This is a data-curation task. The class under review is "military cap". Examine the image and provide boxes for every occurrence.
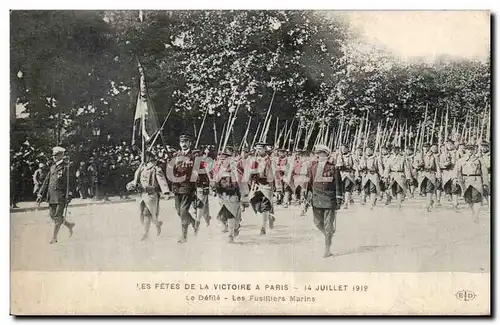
[52,146,66,155]
[179,134,192,142]
[314,144,331,154]
[481,141,490,148]
[464,144,476,150]
[422,143,431,147]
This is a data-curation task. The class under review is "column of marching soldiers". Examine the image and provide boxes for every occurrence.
[35,129,490,258]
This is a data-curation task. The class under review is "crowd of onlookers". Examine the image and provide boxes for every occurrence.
[10,142,181,208]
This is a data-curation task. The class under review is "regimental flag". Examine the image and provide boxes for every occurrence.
[132,60,160,148]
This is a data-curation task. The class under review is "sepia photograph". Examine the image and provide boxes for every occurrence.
[10,9,491,315]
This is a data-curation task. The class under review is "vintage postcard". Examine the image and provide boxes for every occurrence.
[10,10,490,315]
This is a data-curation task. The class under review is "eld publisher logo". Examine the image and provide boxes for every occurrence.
[456,290,476,302]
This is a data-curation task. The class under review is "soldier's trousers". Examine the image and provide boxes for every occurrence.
[363,180,377,195]
[443,180,461,195]
[312,207,336,237]
[343,178,354,192]
[420,178,435,194]
[175,193,195,226]
[49,204,65,225]
[464,186,483,204]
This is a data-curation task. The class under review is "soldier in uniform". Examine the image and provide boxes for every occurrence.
[438,140,461,209]
[274,148,286,206]
[126,150,170,241]
[456,144,489,223]
[32,162,47,198]
[211,147,250,243]
[36,147,75,244]
[294,150,311,215]
[379,145,391,204]
[479,142,490,206]
[249,142,276,235]
[279,149,294,208]
[167,134,197,243]
[358,145,383,209]
[336,144,355,209]
[306,144,343,258]
[352,146,364,199]
[383,145,412,209]
[430,144,444,206]
[404,147,417,198]
[413,143,440,212]
[193,147,212,230]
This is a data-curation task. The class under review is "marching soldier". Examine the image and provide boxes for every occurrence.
[379,145,392,204]
[383,145,412,209]
[295,150,311,215]
[479,142,490,206]
[438,140,461,209]
[306,144,343,258]
[430,144,444,206]
[168,134,197,243]
[280,149,294,208]
[359,145,383,209]
[413,143,440,212]
[336,144,355,209]
[352,146,364,200]
[274,149,286,206]
[193,148,212,230]
[249,142,276,235]
[211,147,249,243]
[456,144,489,223]
[36,146,75,244]
[404,147,417,198]
[126,150,169,241]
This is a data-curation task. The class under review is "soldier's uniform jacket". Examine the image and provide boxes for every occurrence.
[438,149,457,186]
[413,151,440,186]
[132,161,170,218]
[456,153,488,194]
[480,152,491,188]
[278,155,295,188]
[193,151,211,189]
[383,154,411,191]
[404,154,416,180]
[358,154,383,195]
[38,160,74,205]
[380,153,391,173]
[210,157,249,219]
[212,158,249,198]
[249,154,275,202]
[336,152,355,182]
[292,156,309,189]
[352,154,364,180]
[168,150,196,195]
[307,159,343,210]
